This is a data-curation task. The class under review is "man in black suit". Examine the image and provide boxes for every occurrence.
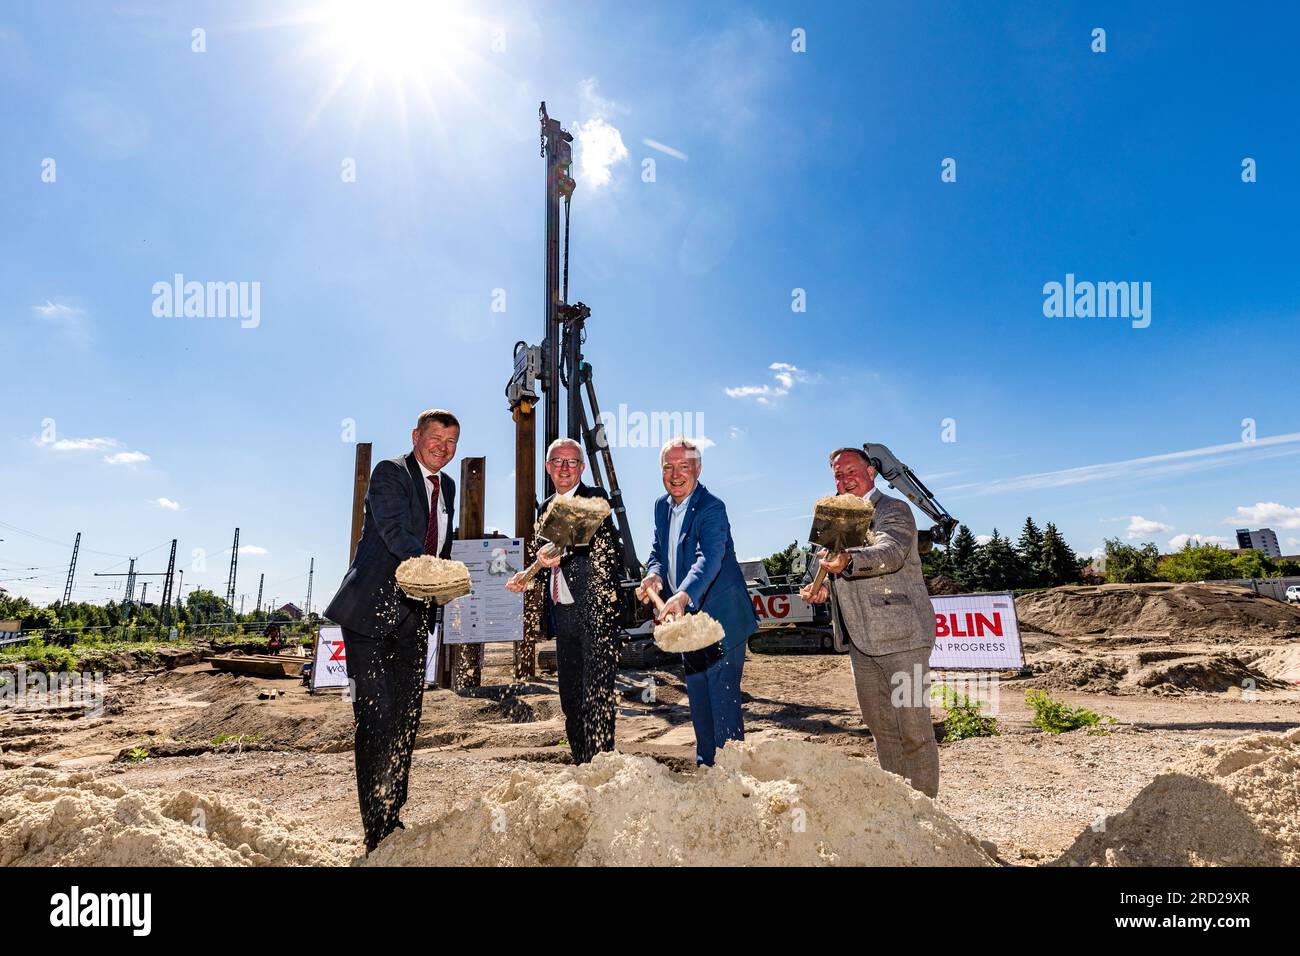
[507,438,619,764]
[325,408,458,853]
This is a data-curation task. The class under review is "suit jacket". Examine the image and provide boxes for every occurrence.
[644,482,757,653]
[539,483,618,641]
[325,451,456,638]
[825,488,935,656]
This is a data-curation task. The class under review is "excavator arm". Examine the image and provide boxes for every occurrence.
[861,443,958,553]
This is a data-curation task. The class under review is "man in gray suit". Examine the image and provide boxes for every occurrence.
[801,447,940,798]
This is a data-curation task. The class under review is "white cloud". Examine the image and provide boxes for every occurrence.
[725,362,815,405]
[32,300,91,345]
[1226,502,1300,530]
[1167,533,1231,550]
[104,451,149,465]
[155,497,180,511]
[941,431,1300,497]
[34,434,119,452]
[728,426,746,439]
[239,545,268,556]
[1127,515,1173,539]
[975,534,993,545]
[694,435,717,450]
[572,79,628,190]
[1287,537,1300,548]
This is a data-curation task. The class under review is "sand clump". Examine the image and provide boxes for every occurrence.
[364,738,996,867]
[0,768,348,866]
[653,612,725,653]
[395,556,472,603]
[1017,583,1300,639]
[1057,728,1300,866]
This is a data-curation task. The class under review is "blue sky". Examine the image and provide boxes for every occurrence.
[3,1,1299,608]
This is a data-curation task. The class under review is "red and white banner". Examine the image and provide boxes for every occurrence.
[928,592,1023,670]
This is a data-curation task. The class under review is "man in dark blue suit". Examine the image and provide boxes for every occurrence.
[638,438,757,766]
[325,408,458,853]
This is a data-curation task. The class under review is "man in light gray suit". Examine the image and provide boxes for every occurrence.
[801,446,940,797]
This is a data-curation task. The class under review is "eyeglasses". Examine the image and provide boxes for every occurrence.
[547,458,581,469]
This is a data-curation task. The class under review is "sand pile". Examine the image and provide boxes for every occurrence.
[1247,647,1300,684]
[0,768,348,866]
[395,556,472,603]
[1133,654,1288,695]
[174,697,358,753]
[1057,728,1300,866]
[364,738,995,867]
[1017,583,1300,639]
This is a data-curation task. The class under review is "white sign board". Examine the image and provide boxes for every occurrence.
[312,624,442,691]
[311,625,350,690]
[928,592,1024,670]
[441,538,525,645]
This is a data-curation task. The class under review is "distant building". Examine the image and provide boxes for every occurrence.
[276,603,304,620]
[1235,528,1281,559]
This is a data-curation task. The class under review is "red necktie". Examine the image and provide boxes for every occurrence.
[423,475,440,555]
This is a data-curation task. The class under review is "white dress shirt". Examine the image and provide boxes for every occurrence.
[667,489,695,592]
[549,486,577,605]
[415,458,449,551]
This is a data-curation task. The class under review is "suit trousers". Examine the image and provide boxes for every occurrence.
[552,602,617,764]
[342,623,429,852]
[846,642,940,798]
[683,640,746,767]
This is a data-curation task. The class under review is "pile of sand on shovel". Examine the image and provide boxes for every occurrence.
[395,556,472,603]
[653,612,725,653]
[364,738,996,867]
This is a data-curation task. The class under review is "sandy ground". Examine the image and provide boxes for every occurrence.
[4,616,1299,865]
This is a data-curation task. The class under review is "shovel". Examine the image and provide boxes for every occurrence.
[643,587,725,653]
[806,494,876,594]
[514,494,612,589]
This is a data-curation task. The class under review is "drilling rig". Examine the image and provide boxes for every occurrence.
[506,104,652,666]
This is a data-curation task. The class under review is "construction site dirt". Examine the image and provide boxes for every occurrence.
[3,583,1299,867]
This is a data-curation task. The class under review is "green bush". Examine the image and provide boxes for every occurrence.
[1024,689,1113,734]
[935,686,999,741]
[0,638,77,674]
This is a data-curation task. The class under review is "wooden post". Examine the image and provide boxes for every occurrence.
[449,456,485,690]
[349,443,372,564]
[513,404,539,680]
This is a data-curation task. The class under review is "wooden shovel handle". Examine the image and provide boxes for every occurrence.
[517,543,562,588]
[809,552,840,594]
[643,586,677,623]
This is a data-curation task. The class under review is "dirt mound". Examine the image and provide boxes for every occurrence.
[1056,728,1300,866]
[1017,583,1300,639]
[364,738,995,867]
[1133,654,1288,695]
[173,697,357,753]
[1025,657,1127,693]
[0,768,348,866]
[925,574,962,596]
